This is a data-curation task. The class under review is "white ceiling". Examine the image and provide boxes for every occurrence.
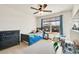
[0,4,73,17]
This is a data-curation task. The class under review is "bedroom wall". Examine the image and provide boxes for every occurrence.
[0,5,36,34]
[36,10,73,40]
[0,5,73,40]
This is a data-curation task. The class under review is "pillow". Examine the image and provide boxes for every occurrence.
[29,34,36,38]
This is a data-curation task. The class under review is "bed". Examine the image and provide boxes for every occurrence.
[21,32,43,45]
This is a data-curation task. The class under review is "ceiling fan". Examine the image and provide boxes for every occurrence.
[30,4,52,14]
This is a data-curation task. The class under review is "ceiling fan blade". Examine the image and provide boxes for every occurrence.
[30,7,38,10]
[43,4,47,8]
[33,12,39,14]
[42,10,52,12]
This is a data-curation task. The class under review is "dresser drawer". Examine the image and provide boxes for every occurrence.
[0,30,20,50]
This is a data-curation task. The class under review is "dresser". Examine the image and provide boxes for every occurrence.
[0,30,20,50]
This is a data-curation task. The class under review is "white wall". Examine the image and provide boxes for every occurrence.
[36,10,73,40]
[72,4,79,17]
[0,5,36,34]
[0,5,74,40]
[70,30,79,42]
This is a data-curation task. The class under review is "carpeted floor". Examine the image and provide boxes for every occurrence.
[0,40,55,54]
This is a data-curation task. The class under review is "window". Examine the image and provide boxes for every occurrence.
[72,20,79,31]
[41,15,63,35]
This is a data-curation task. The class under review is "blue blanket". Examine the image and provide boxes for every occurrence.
[29,34,43,45]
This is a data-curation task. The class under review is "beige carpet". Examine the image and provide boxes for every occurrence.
[0,42,28,54]
[0,40,55,54]
[22,40,55,54]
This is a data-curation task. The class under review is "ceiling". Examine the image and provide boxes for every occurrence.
[0,4,73,17]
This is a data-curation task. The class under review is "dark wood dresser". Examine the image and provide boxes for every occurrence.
[0,30,20,50]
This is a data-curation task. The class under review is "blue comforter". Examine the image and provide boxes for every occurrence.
[29,34,43,45]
